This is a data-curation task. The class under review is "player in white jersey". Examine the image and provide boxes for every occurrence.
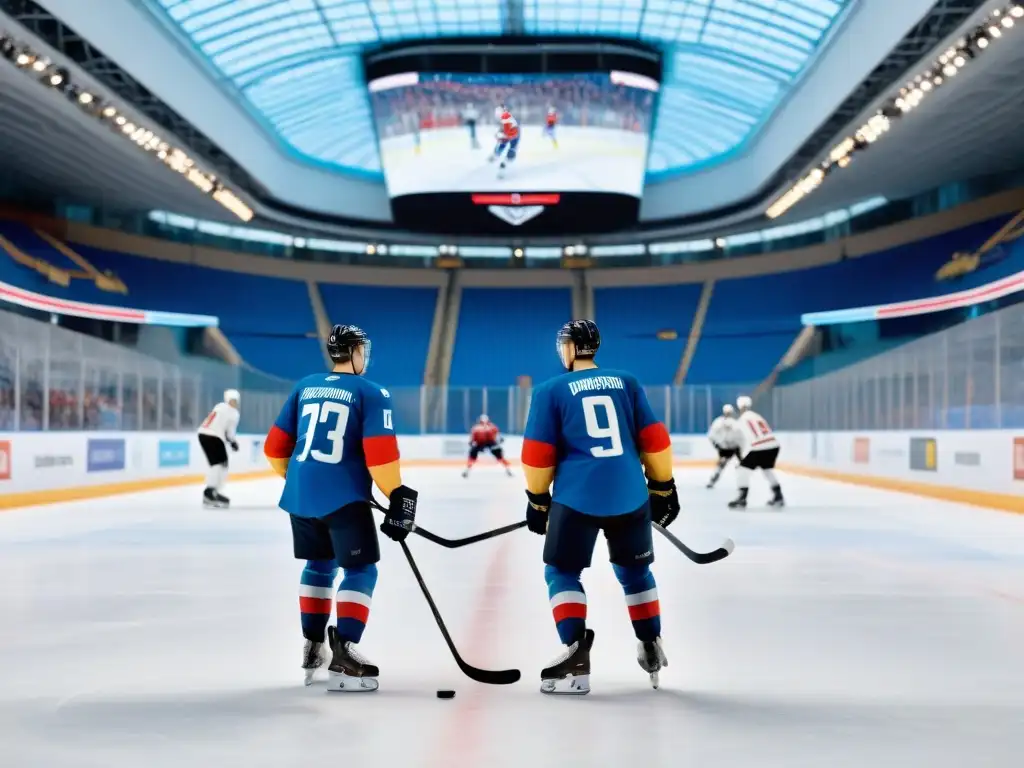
[729,395,784,509]
[706,404,740,489]
[197,389,240,508]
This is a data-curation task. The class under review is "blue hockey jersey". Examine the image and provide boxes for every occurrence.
[264,372,399,519]
[521,368,671,517]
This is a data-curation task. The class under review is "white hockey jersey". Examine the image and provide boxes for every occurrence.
[735,409,779,457]
[708,416,740,449]
[198,402,239,442]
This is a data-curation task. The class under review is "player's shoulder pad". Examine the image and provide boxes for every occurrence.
[353,376,391,399]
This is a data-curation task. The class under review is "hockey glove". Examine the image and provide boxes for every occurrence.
[525,490,551,535]
[648,477,680,529]
[380,485,418,542]
[229,440,239,452]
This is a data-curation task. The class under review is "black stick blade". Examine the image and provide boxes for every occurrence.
[654,523,735,565]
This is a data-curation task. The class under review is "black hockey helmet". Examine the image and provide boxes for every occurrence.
[327,324,371,370]
[556,319,600,368]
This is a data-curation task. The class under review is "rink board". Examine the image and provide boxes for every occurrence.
[0,430,1022,512]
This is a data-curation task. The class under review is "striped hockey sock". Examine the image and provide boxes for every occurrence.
[299,560,338,642]
[545,565,587,645]
[614,563,661,642]
[336,563,377,644]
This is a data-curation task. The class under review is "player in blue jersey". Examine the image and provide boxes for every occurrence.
[521,320,681,694]
[263,325,418,692]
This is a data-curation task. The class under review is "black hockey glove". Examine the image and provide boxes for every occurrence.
[648,477,680,529]
[229,440,239,452]
[380,485,418,542]
[525,490,551,535]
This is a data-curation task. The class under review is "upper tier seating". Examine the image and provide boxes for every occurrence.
[593,284,701,384]
[688,215,1023,385]
[450,287,572,386]
[318,283,437,386]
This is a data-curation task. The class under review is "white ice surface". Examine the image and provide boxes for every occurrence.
[2,467,1024,767]
[379,126,648,196]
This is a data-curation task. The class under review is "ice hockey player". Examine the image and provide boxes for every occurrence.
[706,404,740,489]
[462,414,513,478]
[197,388,240,508]
[487,106,520,178]
[544,105,559,148]
[729,395,784,509]
[462,102,480,149]
[263,325,419,692]
[521,319,681,694]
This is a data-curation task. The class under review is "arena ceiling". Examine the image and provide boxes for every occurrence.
[146,0,854,179]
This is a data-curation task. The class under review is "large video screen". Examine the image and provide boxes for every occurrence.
[368,72,658,199]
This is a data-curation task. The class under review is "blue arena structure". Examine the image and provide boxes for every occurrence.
[144,0,853,179]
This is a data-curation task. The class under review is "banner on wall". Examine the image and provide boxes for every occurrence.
[1014,437,1024,480]
[852,437,870,465]
[0,440,10,480]
[909,437,937,471]
[158,440,191,468]
[87,438,126,472]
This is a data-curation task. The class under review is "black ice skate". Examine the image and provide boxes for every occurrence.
[202,488,227,508]
[302,639,326,686]
[540,628,594,695]
[214,491,230,508]
[637,637,669,689]
[326,625,379,693]
[728,488,748,509]
[768,486,785,508]
[462,468,470,478]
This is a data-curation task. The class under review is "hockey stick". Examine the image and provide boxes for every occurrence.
[654,523,734,565]
[369,499,527,549]
[398,538,521,685]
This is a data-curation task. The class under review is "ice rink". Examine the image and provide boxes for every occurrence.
[379,126,648,196]
[2,465,1024,767]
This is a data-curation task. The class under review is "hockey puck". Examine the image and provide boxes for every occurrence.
[437,690,456,699]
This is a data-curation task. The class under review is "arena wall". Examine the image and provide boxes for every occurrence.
[2,430,1021,514]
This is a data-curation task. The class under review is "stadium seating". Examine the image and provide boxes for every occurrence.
[688,215,1023,385]
[0,222,117,304]
[450,287,572,386]
[318,283,437,386]
[593,284,701,384]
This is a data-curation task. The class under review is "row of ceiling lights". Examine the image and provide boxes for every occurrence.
[766,2,1024,220]
[0,30,254,222]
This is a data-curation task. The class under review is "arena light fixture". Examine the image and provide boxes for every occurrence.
[766,2,1023,220]
[0,29,253,223]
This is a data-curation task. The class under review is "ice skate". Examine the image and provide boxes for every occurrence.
[326,625,379,693]
[728,489,748,509]
[213,491,230,508]
[202,488,227,508]
[497,162,506,179]
[768,487,785,508]
[462,468,470,478]
[302,638,326,686]
[638,637,668,689]
[540,628,594,695]
[505,467,514,477]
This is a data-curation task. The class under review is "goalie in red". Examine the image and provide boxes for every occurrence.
[463,414,514,478]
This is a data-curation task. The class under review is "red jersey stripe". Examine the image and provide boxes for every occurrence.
[522,438,557,468]
[364,435,400,467]
[299,596,332,615]
[638,423,671,453]
[627,600,661,621]
[337,601,371,623]
[553,602,587,623]
[264,424,297,459]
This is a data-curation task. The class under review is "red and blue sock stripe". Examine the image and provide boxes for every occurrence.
[613,563,661,642]
[545,565,587,645]
[336,563,377,644]
[299,559,338,642]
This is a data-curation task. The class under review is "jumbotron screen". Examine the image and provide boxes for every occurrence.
[368,71,658,199]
